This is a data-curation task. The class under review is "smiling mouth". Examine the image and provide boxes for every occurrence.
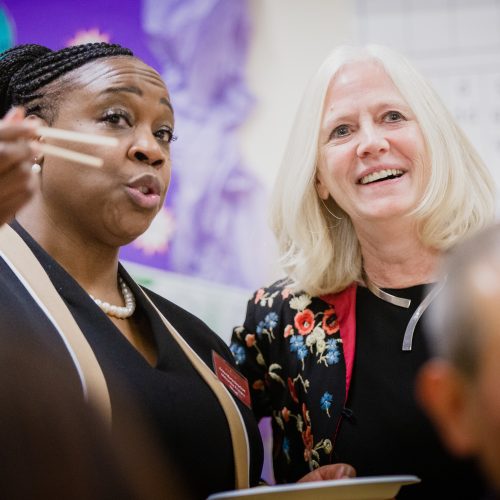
[359,169,404,185]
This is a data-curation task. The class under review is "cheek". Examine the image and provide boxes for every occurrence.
[471,367,500,451]
[160,164,172,200]
[475,390,500,488]
[398,126,427,162]
[318,147,352,183]
[161,161,172,185]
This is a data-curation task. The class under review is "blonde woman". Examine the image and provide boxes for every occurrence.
[231,44,494,499]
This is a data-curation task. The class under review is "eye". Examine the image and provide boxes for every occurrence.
[155,126,177,144]
[100,109,131,127]
[384,111,405,122]
[330,124,351,139]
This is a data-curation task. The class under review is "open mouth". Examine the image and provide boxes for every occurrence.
[125,173,162,209]
[136,185,157,196]
[359,169,404,185]
[126,173,161,197]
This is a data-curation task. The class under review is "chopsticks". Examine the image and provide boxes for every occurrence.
[37,143,105,167]
[34,126,119,167]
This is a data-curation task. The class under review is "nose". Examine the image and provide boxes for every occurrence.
[356,123,389,158]
[128,128,166,169]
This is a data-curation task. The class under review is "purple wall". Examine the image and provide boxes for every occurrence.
[1,0,272,289]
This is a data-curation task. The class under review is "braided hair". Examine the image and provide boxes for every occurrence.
[0,43,133,121]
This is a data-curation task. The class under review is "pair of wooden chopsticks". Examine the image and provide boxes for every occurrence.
[34,127,119,167]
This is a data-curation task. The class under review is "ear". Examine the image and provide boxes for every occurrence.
[315,170,330,201]
[416,360,479,457]
[23,115,48,165]
[23,114,48,128]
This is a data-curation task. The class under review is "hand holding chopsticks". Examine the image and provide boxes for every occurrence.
[33,126,119,167]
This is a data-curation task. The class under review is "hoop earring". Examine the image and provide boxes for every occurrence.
[320,198,342,220]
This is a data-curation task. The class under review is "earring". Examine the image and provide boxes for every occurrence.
[320,198,342,220]
[31,159,41,174]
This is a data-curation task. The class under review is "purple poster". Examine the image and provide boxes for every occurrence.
[1,0,272,289]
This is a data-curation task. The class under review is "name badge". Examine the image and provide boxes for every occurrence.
[212,350,252,409]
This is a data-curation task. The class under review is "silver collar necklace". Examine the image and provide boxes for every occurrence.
[363,272,412,309]
[362,271,446,351]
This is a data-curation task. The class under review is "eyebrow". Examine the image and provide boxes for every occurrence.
[102,86,174,113]
[323,100,411,125]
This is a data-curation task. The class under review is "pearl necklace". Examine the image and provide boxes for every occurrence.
[90,276,136,319]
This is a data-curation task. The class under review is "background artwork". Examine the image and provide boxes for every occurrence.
[1,0,273,291]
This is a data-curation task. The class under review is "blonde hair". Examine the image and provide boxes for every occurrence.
[271,44,496,296]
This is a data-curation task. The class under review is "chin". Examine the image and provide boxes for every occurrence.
[359,201,417,221]
[111,222,153,248]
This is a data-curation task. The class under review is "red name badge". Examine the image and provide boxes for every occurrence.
[212,350,252,409]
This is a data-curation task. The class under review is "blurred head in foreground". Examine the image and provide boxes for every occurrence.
[418,222,500,494]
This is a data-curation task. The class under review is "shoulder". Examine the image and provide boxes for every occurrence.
[244,278,336,329]
[250,278,334,312]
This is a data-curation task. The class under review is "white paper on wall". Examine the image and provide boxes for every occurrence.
[357,0,500,200]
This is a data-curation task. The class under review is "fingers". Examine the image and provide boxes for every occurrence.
[0,141,34,173]
[0,150,35,226]
[0,108,38,224]
[331,463,356,479]
[0,125,38,143]
[3,106,25,122]
[0,106,38,173]
[297,463,357,483]
[0,107,38,142]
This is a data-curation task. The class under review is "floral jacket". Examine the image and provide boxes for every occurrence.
[230,279,357,483]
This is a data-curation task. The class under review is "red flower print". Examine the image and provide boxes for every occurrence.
[284,325,294,338]
[302,425,314,462]
[252,380,265,391]
[302,403,310,424]
[287,377,299,403]
[281,407,290,422]
[254,288,265,304]
[302,426,313,448]
[322,308,339,335]
[245,334,256,347]
[294,309,315,335]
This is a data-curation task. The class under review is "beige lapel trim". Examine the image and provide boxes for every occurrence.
[0,224,112,426]
[141,290,250,490]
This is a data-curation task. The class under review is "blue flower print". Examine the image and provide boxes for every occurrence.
[265,312,279,329]
[289,335,304,353]
[297,345,308,360]
[283,436,291,462]
[289,335,308,363]
[230,343,246,365]
[256,320,266,337]
[283,436,290,454]
[320,391,333,417]
[325,339,338,349]
[325,339,340,365]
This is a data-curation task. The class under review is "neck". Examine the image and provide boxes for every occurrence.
[355,219,441,288]
[17,203,120,295]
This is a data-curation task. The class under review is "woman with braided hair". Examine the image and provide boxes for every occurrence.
[0,42,267,499]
